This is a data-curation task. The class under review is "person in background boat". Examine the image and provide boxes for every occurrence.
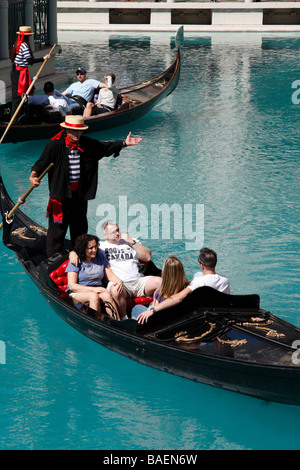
[62,67,101,114]
[137,248,230,324]
[69,220,162,300]
[10,26,50,118]
[29,116,142,258]
[83,73,118,117]
[131,256,189,321]
[66,234,127,320]
[27,85,49,106]
[43,81,72,116]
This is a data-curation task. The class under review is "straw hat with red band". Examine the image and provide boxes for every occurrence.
[60,115,89,131]
[17,26,35,35]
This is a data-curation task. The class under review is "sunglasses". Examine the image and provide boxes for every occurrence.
[76,72,86,76]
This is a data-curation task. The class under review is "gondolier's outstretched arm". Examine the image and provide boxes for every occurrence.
[29,115,142,258]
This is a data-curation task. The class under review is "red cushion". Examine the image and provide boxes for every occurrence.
[49,260,153,308]
[127,296,153,309]
[49,260,69,291]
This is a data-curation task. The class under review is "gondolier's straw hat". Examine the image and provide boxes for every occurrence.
[60,115,89,131]
[17,26,34,35]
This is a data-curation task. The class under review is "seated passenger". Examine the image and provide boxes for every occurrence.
[22,86,58,124]
[69,221,161,300]
[66,234,127,320]
[137,248,230,324]
[83,74,118,117]
[62,66,101,114]
[43,81,72,116]
[27,85,49,106]
[134,256,190,323]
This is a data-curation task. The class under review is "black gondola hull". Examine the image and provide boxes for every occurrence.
[1,174,300,406]
[0,51,180,144]
[34,280,300,406]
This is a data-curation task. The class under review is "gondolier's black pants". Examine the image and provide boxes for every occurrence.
[46,192,88,258]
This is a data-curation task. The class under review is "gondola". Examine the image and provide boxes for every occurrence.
[1,175,300,405]
[0,41,181,144]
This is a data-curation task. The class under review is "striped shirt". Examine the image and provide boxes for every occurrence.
[14,43,32,68]
[67,147,80,184]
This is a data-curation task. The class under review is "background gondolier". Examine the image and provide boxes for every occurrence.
[10,26,50,118]
[29,115,142,258]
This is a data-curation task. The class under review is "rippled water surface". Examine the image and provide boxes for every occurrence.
[0,31,299,450]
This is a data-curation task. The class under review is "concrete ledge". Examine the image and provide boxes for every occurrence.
[57,1,300,31]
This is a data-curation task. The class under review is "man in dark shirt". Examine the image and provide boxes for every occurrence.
[30,115,142,258]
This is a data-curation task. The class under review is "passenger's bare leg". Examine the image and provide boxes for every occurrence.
[72,291,100,311]
[144,276,162,297]
[98,289,120,320]
[110,284,128,320]
[83,102,94,117]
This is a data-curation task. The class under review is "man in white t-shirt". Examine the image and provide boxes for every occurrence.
[189,248,230,294]
[43,81,72,116]
[137,247,230,324]
[100,221,161,298]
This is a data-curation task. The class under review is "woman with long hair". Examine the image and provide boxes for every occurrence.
[135,256,190,324]
[66,234,127,320]
[10,26,50,117]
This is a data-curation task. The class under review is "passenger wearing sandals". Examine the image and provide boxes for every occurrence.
[69,221,162,308]
[83,74,118,117]
[62,67,100,114]
[66,234,127,321]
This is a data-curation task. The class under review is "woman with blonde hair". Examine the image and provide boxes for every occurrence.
[135,256,190,324]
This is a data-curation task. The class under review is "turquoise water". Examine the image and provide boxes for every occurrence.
[0,31,299,450]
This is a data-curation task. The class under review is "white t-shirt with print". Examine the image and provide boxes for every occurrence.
[99,239,142,283]
[188,272,230,294]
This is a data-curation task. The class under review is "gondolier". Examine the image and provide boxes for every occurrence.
[29,115,142,258]
[10,26,50,117]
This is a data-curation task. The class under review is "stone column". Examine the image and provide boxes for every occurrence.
[0,0,9,59]
[25,0,34,50]
[48,0,57,44]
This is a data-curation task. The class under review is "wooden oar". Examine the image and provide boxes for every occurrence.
[0,162,54,229]
[0,43,57,145]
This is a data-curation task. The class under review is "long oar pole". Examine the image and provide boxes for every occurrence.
[0,162,54,229]
[0,43,57,145]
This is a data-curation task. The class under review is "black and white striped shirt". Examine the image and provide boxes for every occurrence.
[67,147,80,184]
[14,43,32,68]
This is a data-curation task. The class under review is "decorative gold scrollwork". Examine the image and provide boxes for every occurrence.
[216,337,247,348]
[174,322,216,343]
[12,227,35,240]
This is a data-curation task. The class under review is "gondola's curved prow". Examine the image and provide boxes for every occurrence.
[84,48,181,127]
